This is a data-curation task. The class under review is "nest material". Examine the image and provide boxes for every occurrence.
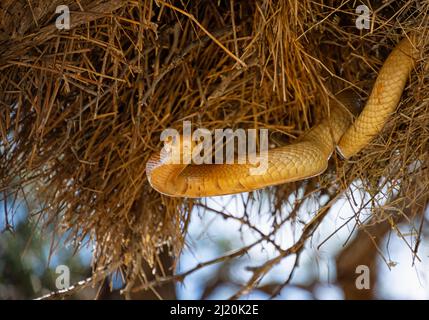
[0,0,428,294]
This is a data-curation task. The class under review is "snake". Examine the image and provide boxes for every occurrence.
[146,34,420,198]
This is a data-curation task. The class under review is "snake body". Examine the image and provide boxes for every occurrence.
[146,35,419,198]
[337,34,419,158]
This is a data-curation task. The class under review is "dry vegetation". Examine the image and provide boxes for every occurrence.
[0,0,428,299]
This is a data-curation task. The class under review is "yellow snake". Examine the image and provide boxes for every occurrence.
[146,34,420,198]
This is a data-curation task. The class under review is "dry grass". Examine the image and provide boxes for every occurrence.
[0,0,428,298]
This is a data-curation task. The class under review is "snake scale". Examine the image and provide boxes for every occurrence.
[146,34,420,198]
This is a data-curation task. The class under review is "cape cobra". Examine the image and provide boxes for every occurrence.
[146,34,420,198]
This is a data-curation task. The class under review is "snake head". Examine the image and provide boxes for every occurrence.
[160,135,196,165]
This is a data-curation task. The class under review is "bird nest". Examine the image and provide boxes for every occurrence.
[0,0,428,298]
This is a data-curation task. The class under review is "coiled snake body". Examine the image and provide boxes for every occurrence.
[146,34,420,198]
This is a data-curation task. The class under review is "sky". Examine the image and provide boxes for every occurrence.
[1,187,428,299]
[176,190,429,299]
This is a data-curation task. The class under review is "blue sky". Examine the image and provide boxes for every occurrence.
[1,189,428,299]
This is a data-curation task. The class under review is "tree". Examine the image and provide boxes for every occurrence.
[0,0,428,299]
